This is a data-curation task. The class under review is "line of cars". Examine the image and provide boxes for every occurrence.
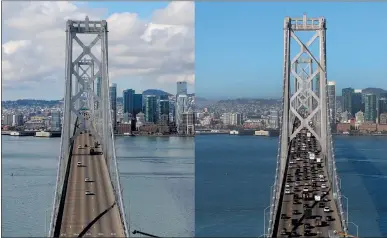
[280,128,335,237]
[76,131,95,196]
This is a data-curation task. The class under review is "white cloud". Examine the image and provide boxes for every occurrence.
[2,1,194,100]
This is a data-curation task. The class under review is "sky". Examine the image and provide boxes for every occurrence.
[196,2,387,100]
[2,1,194,100]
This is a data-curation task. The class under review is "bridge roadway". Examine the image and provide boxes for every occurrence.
[275,128,342,237]
[59,132,125,237]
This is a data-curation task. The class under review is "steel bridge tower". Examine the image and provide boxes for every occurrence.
[48,16,129,237]
[265,14,351,237]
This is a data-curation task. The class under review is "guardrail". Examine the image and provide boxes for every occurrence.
[107,80,130,236]
[48,117,78,237]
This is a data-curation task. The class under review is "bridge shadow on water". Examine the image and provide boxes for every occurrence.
[338,142,387,237]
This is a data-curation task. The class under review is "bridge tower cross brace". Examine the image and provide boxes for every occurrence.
[62,16,109,162]
[280,13,328,181]
[267,14,329,237]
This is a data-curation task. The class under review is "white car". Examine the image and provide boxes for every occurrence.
[85,190,94,195]
[319,178,325,182]
[295,182,300,187]
[321,184,327,189]
[285,183,290,188]
[285,189,291,194]
[78,145,82,149]
[77,162,82,167]
[303,187,309,192]
[324,207,330,212]
[319,174,324,179]
[85,178,91,182]
[290,161,295,164]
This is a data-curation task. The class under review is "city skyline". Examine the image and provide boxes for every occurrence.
[2,1,194,100]
[196,2,387,99]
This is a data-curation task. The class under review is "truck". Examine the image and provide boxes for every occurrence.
[309,153,315,160]
[89,148,97,155]
[316,157,321,163]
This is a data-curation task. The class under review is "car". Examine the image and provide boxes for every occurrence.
[321,184,327,189]
[319,178,325,182]
[281,214,287,219]
[292,210,298,215]
[89,133,92,136]
[85,144,88,147]
[77,162,82,167]
[319,202,325,208]
[324,207,330,212]
[322,191,328,195]
[323,197,329,202]
[85,178,91,182]
[293,200,301,205]
[78,145,82,149]
[281,228,287,235]
[304,182,309,186]
[285,183,290,188]
[295,182,300,187]
[303,187,309,192]
[285,189,291,194]
[85,190,94,195]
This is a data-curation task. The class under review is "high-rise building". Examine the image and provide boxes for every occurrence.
[176,94,188,133]
[230,113,242,126]
[96,76,102,97]
[144,95,158,123]
[351,91,362,116]
[177,81,188,96]
[327,81,336,124]
[12,114,24,126]
[51,111,61,131]
[3,114,13,126]
[134,94,143,116]
[269,110,279,129]
[342,88,354,115]
[364,94,377,122]
[109,83,117,130]
[159,99,170,123]
[378,97,387,123]
[123,89,135,115]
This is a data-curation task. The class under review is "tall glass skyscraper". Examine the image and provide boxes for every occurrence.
[351,91,362,115]
[177,81,188,96]
[327,81,336,123]
[123,89,135,115]
[144,95,158,123]
[109,83,117,129]
[342,87,354,114]
[364,94,377,122]
[134,94,143,116]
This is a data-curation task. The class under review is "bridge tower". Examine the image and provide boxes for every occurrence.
[266,14,350,237]
[48,16,129,237]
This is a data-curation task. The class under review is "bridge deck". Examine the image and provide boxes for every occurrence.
[275,130,343,237]
[59,133,125,237]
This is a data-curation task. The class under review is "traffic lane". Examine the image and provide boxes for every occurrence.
[98,146,125,237]
[60,135,84,237]
[85,135,101,237]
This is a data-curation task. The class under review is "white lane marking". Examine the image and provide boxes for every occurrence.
[111,233,116,236]
[74,233,79,236]
[60,234,66,237]
[98,233,104,236]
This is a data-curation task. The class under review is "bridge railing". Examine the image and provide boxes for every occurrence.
[323,84,348,233]
[267,100,286,237]
[106,82,130,236]
[327,116,348,232]
[48,117,78,237]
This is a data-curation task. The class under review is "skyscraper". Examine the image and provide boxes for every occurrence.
[177,81,188,96]
[51,111,61,131]
[96,76,102,97]
[123,89,135,115]
[342,88,354,115]
[351,90,362,116]
[327,81,336,124]
[176,94,188,133]
[109,83,117,129]
[134,94,143,116]
[364,94,377,122]
[159,98,170,122]
[144,95,158,123]
[378,97,387,123]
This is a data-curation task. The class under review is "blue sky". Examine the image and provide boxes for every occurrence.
[196,2,387,99]
[84,2,169,19]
